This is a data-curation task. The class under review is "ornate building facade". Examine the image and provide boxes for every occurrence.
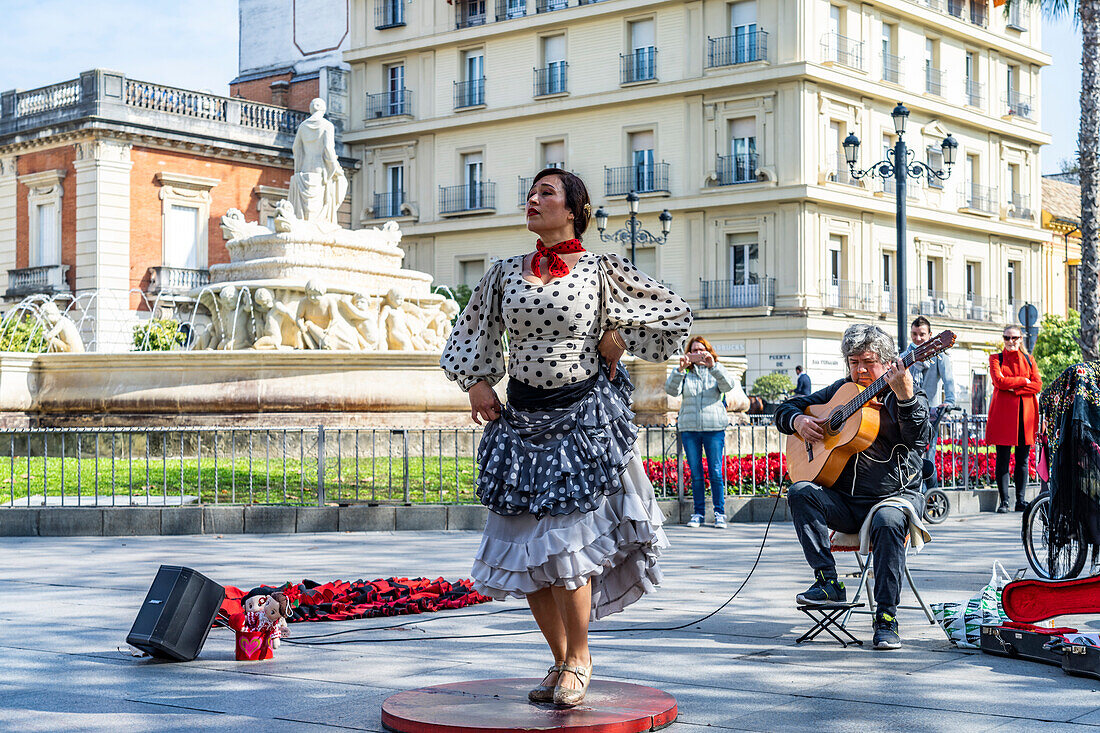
[344,0,1050,409]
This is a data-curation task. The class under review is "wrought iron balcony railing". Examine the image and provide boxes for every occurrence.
[947,0,965,18]
[960,183,997,214]
[621,47,657,84]
[375,0,405,29]
[440,182,496,214]
[965,78,984,107]
[145,266,209,297]
[536,0,568,12]
[518,176,534,207]
[1004,89,1033,118]
[365,89,411,119]
[455,0,487,28]
[908,289,1008,323]
[821,32,863,70]
[716,153,758,185]
[925,64,943,96]
[373,191,407,219]
[882,52,904,85]
[533,64,568,97]
[970,0,988,27]
[604,163,670,196]
[827,154,859,186]
[5,264,70,300]
[1007,193,1032,220]
[707,30,768,67]
[495,0,526,21]
[700,278,775,309]
[1006,2,1027,30]
[821,279,878,311]
[454,78,486,109]
[878,175,921,200]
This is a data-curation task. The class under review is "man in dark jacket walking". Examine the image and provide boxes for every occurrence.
[775,324,931,650]
[794,365,812,396]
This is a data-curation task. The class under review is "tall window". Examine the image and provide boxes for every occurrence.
[729,117,757,183]
[1007,261,1019,306]
[927,147,944,189]
[828,120,849,183]
[926,257,937,297]
[459,258,486,289]
[165,204,201,270]
[630,130,655,191]
[730,1,757,63]
[827,234,844,305]
[965,51,980,106]
[966,262,978,302]
[384,163,404,217]
[881,22,899,83]
[386,64,405,114]
[462,49,485,107]
[31,202,59,267]
[829,4,842,37]
[1069,264,1079,312]
[463,152,483,208]
[881,251,893,309]
[728,232,759,286]
[541,35,566,94]
[541,140,565,169]
[629,19,656,79]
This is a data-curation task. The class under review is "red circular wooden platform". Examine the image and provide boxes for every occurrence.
[381,678,677,733]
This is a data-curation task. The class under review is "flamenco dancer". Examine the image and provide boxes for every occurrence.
[440,168,691,706]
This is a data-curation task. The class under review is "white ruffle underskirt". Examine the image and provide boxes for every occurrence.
[471,451,667,620]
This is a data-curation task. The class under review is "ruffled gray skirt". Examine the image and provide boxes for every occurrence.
[471,452,667,620]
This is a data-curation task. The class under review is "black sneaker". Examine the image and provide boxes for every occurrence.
[873,612,901,650]
[795,571,846,606]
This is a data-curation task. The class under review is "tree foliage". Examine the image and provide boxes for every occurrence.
[749,373,794,401]
[1033,310,1084,385]
[0,315,47,353]
[133,318,187,351]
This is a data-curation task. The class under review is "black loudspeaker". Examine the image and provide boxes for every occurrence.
[127,565,225,661]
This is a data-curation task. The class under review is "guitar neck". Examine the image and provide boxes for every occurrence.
[838,349,920,421]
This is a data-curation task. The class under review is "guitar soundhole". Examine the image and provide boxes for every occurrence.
[827,411,845,434]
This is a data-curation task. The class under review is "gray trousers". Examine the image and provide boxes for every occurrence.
[787,481,921,617]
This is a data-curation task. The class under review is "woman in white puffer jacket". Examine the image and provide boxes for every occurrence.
[664,336,734,528]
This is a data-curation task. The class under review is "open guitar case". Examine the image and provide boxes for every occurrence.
[981,576,1100,680]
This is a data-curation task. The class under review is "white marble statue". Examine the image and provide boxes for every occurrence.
[220,209,271,241]
[288,98,347,227]
[202,285,253,350]
[251,287,299,350]
[296,280,361,350]
[378,289,423,352]
[40,302,84,353]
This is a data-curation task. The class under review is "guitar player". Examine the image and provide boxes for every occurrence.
[775,324,932,650]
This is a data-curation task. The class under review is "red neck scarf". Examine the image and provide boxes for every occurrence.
[531,239,585,279]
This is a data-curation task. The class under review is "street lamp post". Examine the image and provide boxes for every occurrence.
[594,191,672,265]
[844,102,958,351]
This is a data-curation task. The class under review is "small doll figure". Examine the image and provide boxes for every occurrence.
[231,589,293,660]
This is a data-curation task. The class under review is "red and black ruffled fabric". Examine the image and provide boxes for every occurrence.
[220,577,491,623]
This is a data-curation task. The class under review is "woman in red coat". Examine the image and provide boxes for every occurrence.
[985,325,1042,512]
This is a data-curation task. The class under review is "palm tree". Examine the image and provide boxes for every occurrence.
[1006,0,1098,359]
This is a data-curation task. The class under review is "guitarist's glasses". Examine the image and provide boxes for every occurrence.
[1003,336,1021,342]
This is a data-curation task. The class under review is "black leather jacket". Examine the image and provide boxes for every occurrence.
[774,378,931,498]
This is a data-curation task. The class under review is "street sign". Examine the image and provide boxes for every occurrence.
[1018,303,1039,328]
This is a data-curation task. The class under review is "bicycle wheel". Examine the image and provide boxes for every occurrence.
[924,489,950,525]
[1022,492,1087,580]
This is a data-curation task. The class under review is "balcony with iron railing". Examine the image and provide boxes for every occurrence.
[700,278,776,309]
[0,69,311,147]
[454,78,486,109]
[821,32,863,70]
[959,183,997,214]
[373,191,407,219]
[707,30,768,67]
[925,63,943,96]
[1006,2,1027,30]
[965,78,984,108]
[518,176,534,207]
[821,279,879,311]
[440,182,496,215]
[374,0,405,28]
[908,289,1007,323]
[455,0,487,28]
[882,53,904,85]
[970,0,988,27]
[716,153,758,185]
[365,89,411,119]
[604,163,670,196]
[495,0,526,21]
[1007,193,1033,221]
[621,47,657,84]
[827,154,859,186]
[947,0,965,18]
[536,0,568,12]
[877,175,921,200]
[533,64,568,97]
[1004,89,1033,118]
[5,264,70,300]
[144,266,209,297]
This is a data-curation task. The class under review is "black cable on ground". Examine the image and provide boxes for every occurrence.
[281,493,782,647]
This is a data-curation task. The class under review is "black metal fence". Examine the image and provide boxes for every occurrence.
[604,162,670,196]
[366,89,411,119]
[620,47,657,84]
[707,31,768,67]
[716,153,757,185]
[375,0,405,28]
[534,64,568,96]
[373,191,405,219]
[454,78,486,109]
[440,182,496,214]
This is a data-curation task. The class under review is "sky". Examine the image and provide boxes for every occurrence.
[0,1,1084,175]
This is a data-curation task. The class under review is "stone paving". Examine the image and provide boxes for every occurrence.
[2,511,1099,731]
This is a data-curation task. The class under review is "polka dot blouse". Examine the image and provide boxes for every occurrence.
[441,251,693,391]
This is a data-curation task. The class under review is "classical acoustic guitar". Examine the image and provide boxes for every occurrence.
[784,330,957,487]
